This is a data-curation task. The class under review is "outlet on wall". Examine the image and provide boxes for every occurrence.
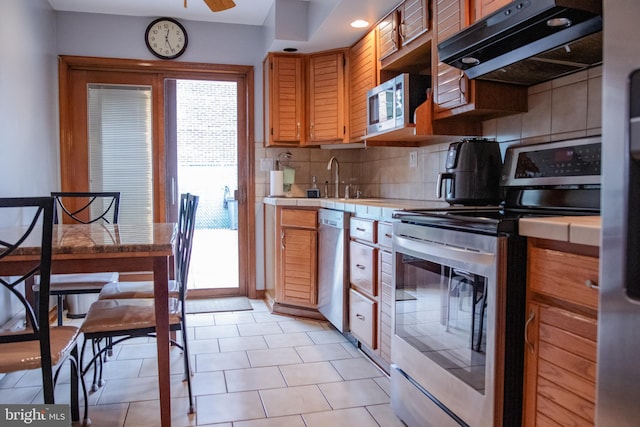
[409,151,418,168]
[260,158,275,171]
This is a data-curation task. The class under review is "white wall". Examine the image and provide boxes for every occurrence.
[55,11,268,143]
[0,0,58,210]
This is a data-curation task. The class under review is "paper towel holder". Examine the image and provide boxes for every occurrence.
[276,151,292,169]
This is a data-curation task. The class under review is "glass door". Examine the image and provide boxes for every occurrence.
[165,78,244,297]
[58,58,253,298]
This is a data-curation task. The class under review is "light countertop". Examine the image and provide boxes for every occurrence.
[264,197,602,246]
[518,216,601,247]
[263,197,446,220]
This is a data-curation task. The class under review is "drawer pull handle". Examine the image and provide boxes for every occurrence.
[356,227,366,232]
[524,310,535,353]
[384,233,392,238]
[586,279,599,289]
[356,314,365,321]
[356,264,366,270]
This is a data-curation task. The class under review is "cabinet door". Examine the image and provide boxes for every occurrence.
[349,30,378,141]
[399,0,428,47]
[378,10,400,61]
[349,288,377,349]
[307,51,346,144]
[265,54,304,146]
[523,302,598,427]
[280,228,317,306]
[475,0,511,20]
[433,0,470,113]
[350,240,377,297]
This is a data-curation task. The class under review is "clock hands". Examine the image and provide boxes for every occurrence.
[164,29,173,51]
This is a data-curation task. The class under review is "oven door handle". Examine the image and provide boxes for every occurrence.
[395,234,495,265]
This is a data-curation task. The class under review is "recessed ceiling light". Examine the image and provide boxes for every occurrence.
[350,19,369,28]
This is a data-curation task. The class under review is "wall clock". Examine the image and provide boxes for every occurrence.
[145,17,188,60]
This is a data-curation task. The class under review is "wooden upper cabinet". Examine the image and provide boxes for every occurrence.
[399,0,429,47]
[432,0,527,120]
[307,50,346,145]
[378,10,399,61]
[475,0,511,21]
[349,29,378,141]
[433,0,471,113]
[264,53,305,147]
[378,0,429,65]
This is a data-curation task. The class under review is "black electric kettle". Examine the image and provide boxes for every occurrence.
[436,138,503,205]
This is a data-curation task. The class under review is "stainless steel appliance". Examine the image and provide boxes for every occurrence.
[366,73,430,137]
[598,1,640,425]
[437,0,602,85]
[436,138,502,206]
[317,208,350,333]
[391,136,601,427]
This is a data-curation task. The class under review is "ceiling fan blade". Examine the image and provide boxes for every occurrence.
[203,0,236,12]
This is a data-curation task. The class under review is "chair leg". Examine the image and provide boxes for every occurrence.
[69,346,80,423]
[180,320,194,414]
[41,360,55,404]
[57,294,65,326]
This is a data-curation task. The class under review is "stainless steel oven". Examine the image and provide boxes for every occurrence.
[391,223,525,427]
[390,136,602,427]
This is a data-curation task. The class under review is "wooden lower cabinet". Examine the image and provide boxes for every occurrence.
[279,227,317,306]
[267,206,321,318]
[523,238,599,427]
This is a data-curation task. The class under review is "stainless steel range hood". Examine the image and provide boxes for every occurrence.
[437,0,602,86]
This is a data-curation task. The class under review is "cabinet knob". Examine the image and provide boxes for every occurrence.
[585,279,599,289]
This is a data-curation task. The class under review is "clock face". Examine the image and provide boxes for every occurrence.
[145,18,188,59]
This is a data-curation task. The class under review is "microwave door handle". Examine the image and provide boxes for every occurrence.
[437,172,454,199]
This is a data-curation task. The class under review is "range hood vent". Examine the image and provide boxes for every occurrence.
[437,0,602,86]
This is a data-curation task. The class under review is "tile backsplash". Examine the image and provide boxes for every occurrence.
[256,66,602,202]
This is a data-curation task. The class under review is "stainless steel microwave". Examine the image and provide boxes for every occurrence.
[366,73,430,136]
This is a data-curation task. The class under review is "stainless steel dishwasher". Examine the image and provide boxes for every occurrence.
[317,208,350,333]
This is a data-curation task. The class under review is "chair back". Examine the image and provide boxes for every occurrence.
[0,197,54,350]
[176,194,199,302]
[51,191,120,224]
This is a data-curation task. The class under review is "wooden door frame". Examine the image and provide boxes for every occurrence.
[58,55,257,299]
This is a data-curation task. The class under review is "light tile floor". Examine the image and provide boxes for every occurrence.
[0,299,406,427]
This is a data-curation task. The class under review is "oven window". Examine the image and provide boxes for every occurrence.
[395,253,487,394]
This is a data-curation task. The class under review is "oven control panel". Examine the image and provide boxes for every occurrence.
[501,136,601,187]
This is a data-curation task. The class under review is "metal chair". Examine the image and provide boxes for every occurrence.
[80,193,199,414]
[47,192,121,325]
[0,197,89,426]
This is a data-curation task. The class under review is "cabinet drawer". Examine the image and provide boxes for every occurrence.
[528,242,599,310]
[281,208,317,229]
[350,240,377,296]
[350,217,376,243]
[377,221,393,249]
[349,288,377,349]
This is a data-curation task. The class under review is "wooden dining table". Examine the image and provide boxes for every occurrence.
[0,222,177,427]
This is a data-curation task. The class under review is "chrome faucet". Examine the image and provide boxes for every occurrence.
[327,156,340,198]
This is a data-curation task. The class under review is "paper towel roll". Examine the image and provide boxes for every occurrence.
[270,170,284,196]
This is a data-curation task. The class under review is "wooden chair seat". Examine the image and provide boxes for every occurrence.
[98,279,179,300]
[0,326,80,372]
[50,272,119,293]
[81,299,182,335]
